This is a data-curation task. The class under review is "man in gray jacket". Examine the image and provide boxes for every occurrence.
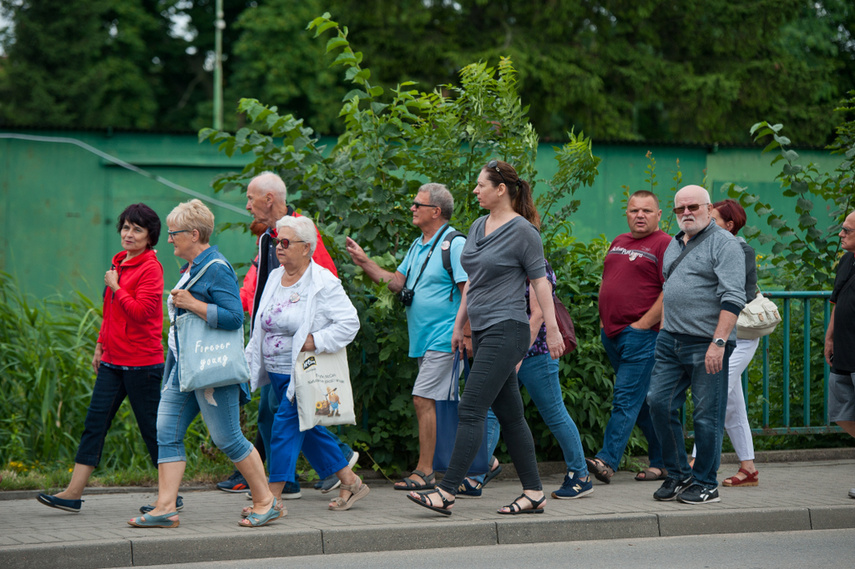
[647,185,746,505]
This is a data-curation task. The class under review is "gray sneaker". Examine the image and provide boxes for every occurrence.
[848,488,855,499]
[677,483,720,505]
[653,476,693,501]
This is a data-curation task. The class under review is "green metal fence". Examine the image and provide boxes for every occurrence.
[685,290,841,438]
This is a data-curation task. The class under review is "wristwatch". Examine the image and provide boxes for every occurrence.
[712,338,726,347]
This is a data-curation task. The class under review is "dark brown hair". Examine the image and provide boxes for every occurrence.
[117,203,161,248]
[712,198,747,235]
[483,160,541,229]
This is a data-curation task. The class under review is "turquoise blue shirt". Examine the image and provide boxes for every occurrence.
[397,226,467,357]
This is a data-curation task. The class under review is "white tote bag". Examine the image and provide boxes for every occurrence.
[293,349,356,432]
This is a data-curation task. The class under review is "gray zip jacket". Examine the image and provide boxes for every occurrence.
[661,221,746,341]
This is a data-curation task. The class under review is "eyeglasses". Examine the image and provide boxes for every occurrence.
[412,201,438,209]
[672,203,709,215]
[272,237,307,249]
[167,229,191,237]
[841,226,855,235]
[486,159,509,188]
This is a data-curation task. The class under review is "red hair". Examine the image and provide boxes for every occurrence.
[712,199,746,235]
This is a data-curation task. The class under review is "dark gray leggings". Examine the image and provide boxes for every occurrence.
[438,319,543,494]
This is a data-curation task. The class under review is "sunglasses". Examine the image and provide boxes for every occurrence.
[486,159,509,188]
[272,237,307,249]
[412,201,438,209]
[672,203,709,215]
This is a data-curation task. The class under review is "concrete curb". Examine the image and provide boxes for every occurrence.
[2,505,854,569]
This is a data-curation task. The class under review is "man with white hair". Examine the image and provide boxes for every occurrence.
[217,171,357,497]
[825,210,855,498]
[647,185,746,504]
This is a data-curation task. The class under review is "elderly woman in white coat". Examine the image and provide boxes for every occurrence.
[245,215,368,515]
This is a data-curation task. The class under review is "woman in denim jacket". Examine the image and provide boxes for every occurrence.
[128,199,281,529]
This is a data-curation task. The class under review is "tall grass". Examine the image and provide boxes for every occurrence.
[0,272,232,476]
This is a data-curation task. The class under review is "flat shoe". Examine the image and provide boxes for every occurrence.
[394,469,435,491]
[329,479,370,511]
[498,493,545,515]
[722,468,759,487]
[37,493,83,513]
[128,511,179,528]
[635,468,668,482]
[407,488,454,516]
[239,498,284,527]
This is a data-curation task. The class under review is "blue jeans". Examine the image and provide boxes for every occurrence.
[438,319,541,494]
[597,327,663,472]
[257,382,353,469]
[267,373,348,483]
[477,353,587,480]
[156,367,254,464]
[647,330,733,489]
[75,362,164,467]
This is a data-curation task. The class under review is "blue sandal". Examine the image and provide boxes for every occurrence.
[239,498,284,527]
[128,511,180,528]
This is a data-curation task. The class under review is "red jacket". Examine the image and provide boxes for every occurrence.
[98,248,165,366]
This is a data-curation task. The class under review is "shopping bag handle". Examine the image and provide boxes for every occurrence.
[448,349,471,401]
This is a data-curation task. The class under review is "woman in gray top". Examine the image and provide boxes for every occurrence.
[407,159,564,516]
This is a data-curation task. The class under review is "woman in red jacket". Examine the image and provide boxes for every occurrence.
[38,203,166,513]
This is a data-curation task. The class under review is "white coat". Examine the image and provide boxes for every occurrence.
[245,260,359,402]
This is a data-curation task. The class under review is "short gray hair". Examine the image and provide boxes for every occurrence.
[419,183,453,220]
[167,199,215,244]
[250,171,287,203]
[276,215,318,256]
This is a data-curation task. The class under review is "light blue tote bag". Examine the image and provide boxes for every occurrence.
[174,259,250,392]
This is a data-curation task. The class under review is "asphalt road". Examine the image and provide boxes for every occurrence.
[120,528,855,569]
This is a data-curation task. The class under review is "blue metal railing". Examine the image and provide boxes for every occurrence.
[686,291,841,437]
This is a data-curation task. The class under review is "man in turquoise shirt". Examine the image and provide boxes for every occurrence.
[346,183,468,491]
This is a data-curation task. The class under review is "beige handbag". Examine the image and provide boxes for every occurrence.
[736,292,782,339]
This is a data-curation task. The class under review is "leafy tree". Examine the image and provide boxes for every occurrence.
[0,0,160,128]
[200,12,606,472]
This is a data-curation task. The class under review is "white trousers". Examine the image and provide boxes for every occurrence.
[692,337,760,461]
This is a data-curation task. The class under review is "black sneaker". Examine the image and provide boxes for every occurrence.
[676,483,720,505]
[653,476,693,501]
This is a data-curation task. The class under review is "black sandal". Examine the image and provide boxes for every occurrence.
[394,469,436,491]
[498,493,545,515]
[407,488,454,516]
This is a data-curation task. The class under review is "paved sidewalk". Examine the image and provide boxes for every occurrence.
[2,457,854,569]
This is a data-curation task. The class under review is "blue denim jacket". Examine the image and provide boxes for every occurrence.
[164,245,244,388]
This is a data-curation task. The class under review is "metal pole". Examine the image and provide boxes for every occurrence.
[213,0,224,130]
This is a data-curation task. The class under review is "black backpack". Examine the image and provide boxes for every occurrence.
[440,230,465,301]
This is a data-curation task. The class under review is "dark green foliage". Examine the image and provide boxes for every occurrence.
[2,1,854,145]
